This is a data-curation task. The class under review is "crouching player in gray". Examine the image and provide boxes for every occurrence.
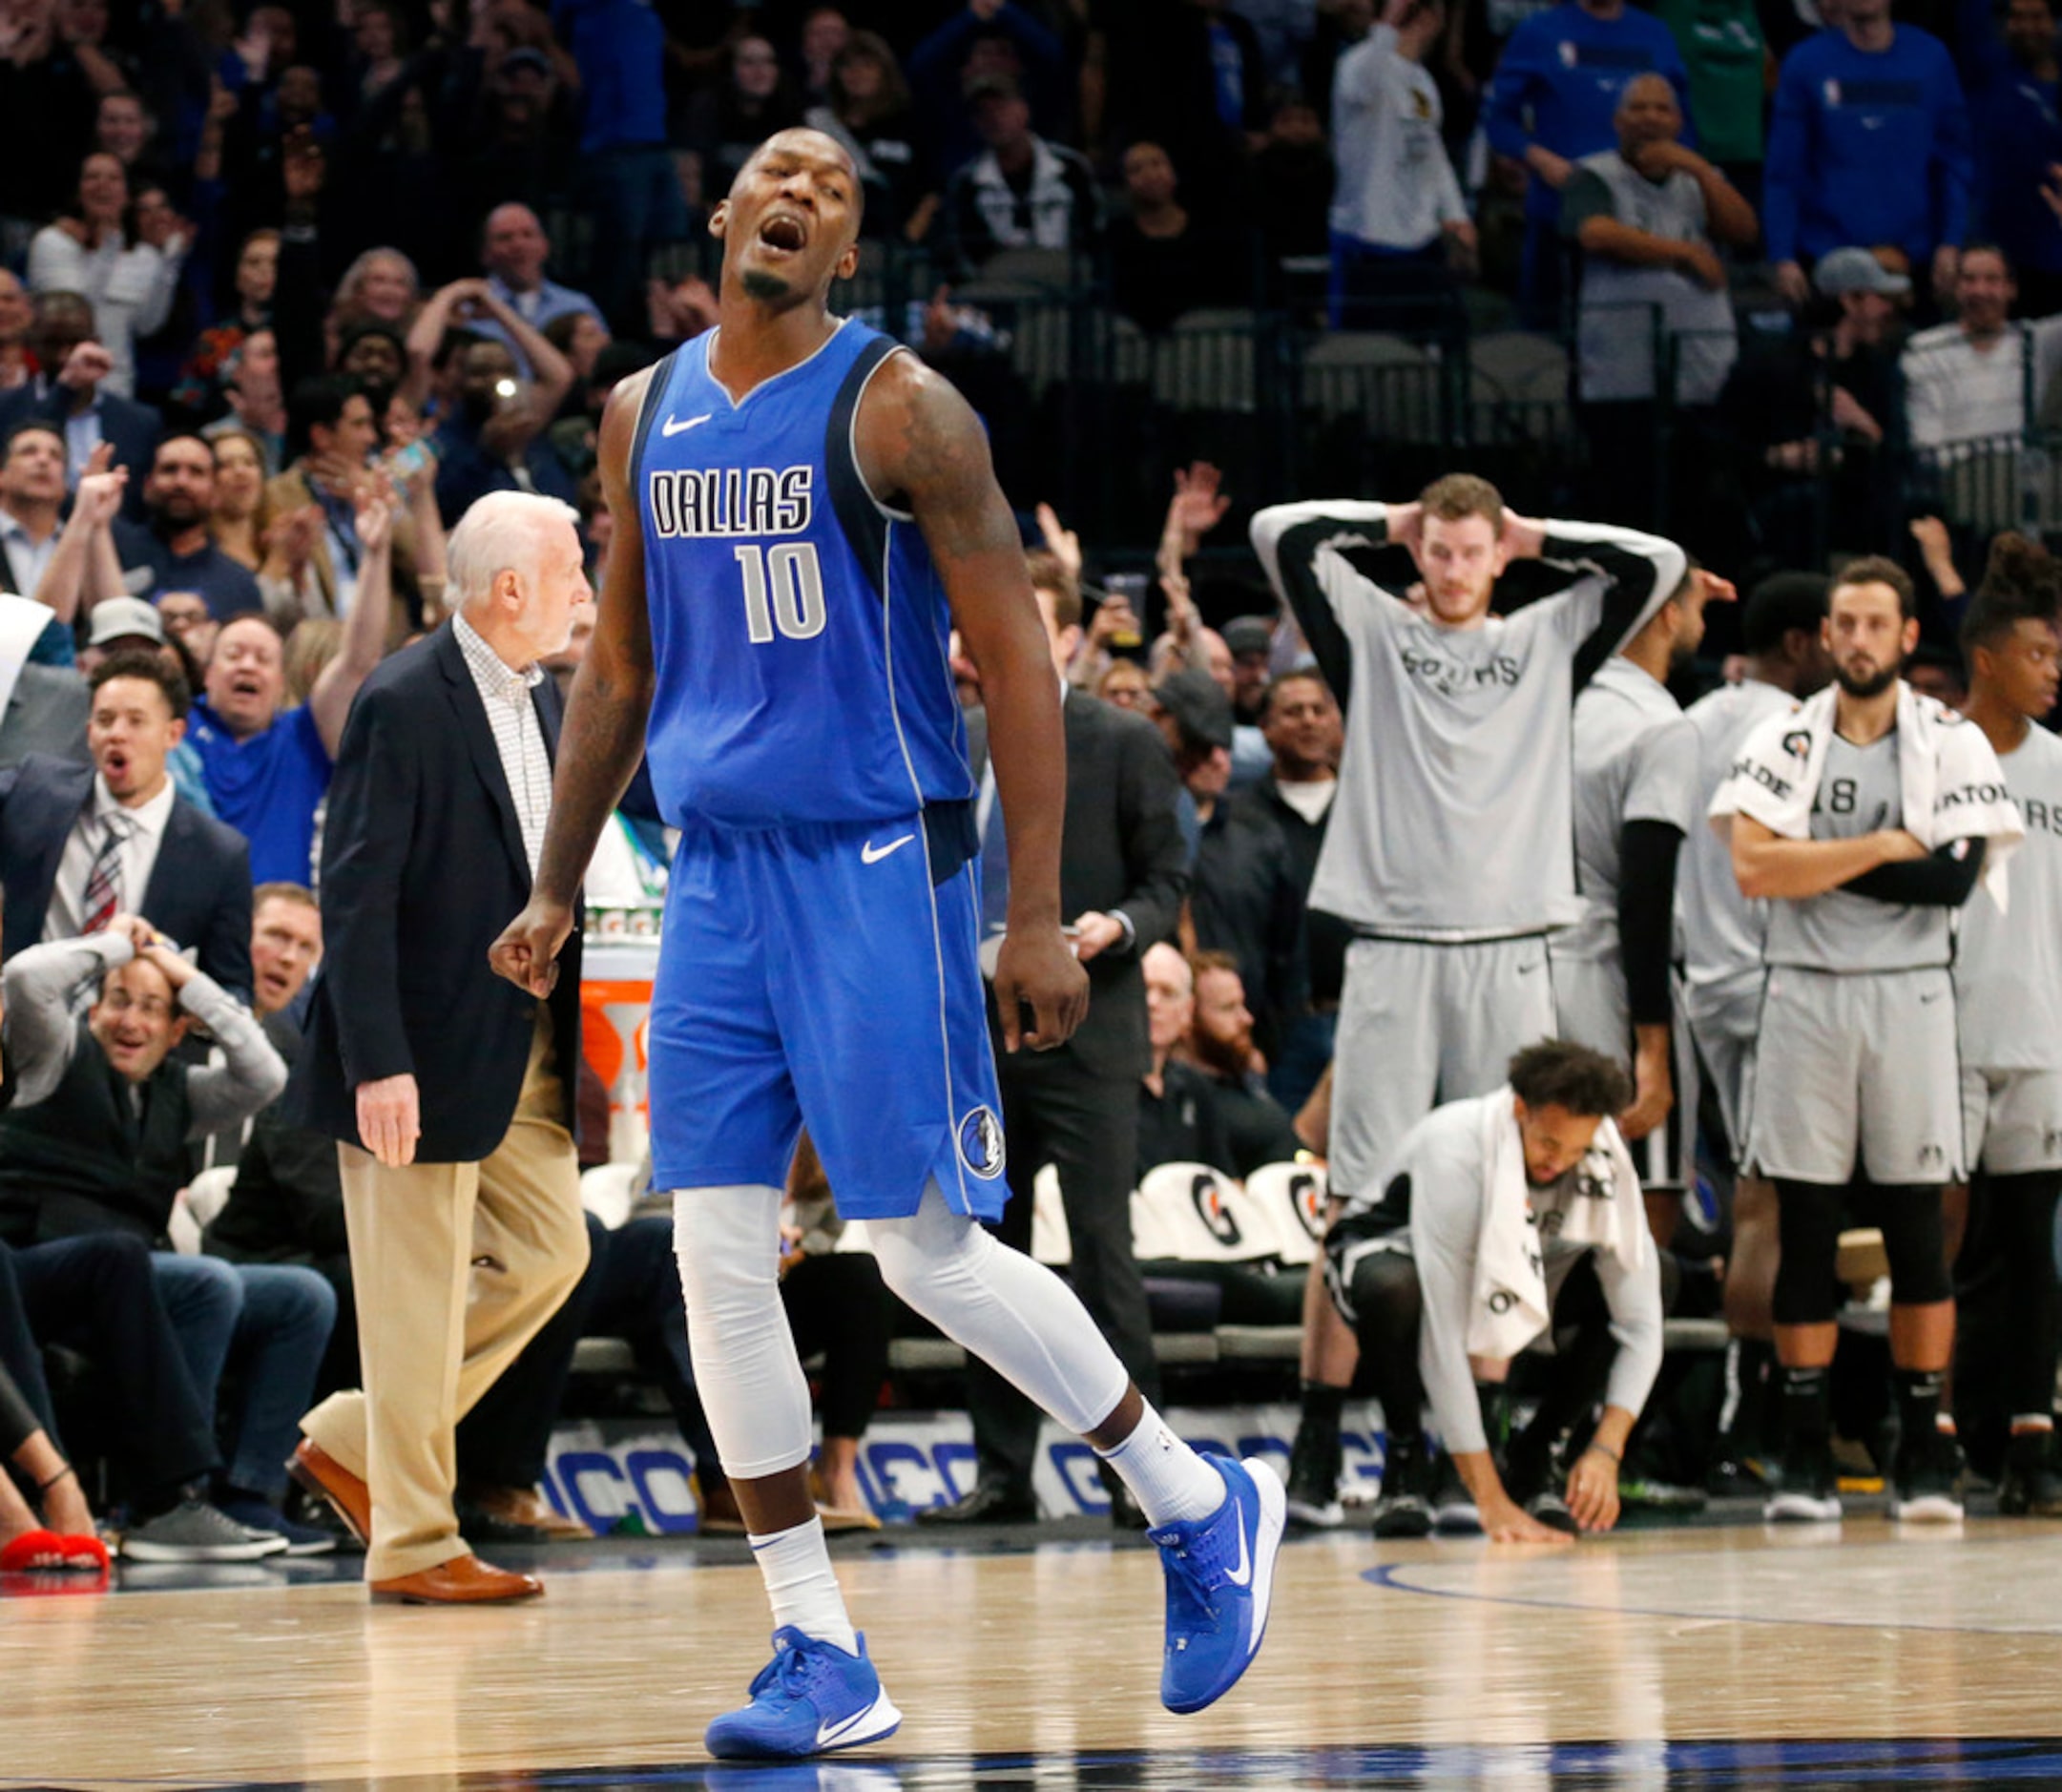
[1712,557,2021,1525]
[1323,1041,1665,1543]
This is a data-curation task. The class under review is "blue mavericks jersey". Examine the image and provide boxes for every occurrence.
[634,319,975,830]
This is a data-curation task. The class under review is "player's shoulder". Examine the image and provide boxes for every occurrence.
[2017,721,2062,768]
[1408,1094,1489,1161]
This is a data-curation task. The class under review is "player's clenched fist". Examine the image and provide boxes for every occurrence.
[490,899,576,998]
[993,926,1089,1053]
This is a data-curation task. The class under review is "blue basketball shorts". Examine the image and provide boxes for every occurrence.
[647,812,1009,1219]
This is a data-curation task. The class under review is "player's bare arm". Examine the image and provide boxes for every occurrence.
[1725,811,1926,901]
[490,370,658,998]
[855,353,1087,1053]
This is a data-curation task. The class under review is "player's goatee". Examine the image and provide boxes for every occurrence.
[1834,659,1898,698]
[741,268,793,302]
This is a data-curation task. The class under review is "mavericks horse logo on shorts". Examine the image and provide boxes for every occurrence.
[958,1106,1007,1179]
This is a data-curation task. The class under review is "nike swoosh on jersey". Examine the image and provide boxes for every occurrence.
[862,834,916,865]
[662,413,713,436]
[1223,1494,1253,1587]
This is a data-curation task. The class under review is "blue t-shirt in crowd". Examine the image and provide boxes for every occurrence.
[1485,3,1694,221]
[552,0,668,154]
[185,698,331,885]
[1763,26,1973,264]
[113,520,263,620]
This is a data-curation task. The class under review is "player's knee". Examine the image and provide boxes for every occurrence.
[868,1206,988,1308]
[1773,1179,1843,1326]
[671,1185,784,1310]
[1877,1185,1951,1305]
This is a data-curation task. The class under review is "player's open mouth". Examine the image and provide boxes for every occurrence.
[101,751,129,780]
[759,214,808,254]
[229,673,264,698]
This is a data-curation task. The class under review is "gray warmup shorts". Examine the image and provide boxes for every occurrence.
[1962,1065,2062,1175]
[1552,951,1697,1192]
[1330,933,1556,1200]
[1743,966,1963,1186]
[1685,971,1760,1168]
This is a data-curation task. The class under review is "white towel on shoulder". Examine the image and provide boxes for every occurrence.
[1468,1086,1648,1361]
[1708,681,2022,907]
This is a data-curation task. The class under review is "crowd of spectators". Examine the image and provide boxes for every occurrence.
[0,1,2057,605]
[4,0,2062,1564]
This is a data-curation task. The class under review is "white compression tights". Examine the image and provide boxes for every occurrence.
[673,1180,1131,1480]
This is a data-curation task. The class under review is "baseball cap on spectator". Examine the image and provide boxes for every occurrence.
[1154,668,1234,751]
[1223,616,1274,658]
[1813,248,1911,299]
[88,596,167,648]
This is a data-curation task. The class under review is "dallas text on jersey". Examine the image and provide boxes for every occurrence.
[647,465,815,539]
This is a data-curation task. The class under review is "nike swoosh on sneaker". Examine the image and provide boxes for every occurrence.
[862,834,915,865]
[1223,1495,1252,1587]
[816,1699,880,1747]
[662,413,713,436]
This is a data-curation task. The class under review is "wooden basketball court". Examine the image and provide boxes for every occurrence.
[9,1512,2062,1789]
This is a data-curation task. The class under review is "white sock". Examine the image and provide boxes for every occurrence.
[747,1516,858,1654]
[1094,1401,1226,1528]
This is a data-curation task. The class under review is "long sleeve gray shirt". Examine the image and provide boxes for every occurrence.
[3,933,287,1134]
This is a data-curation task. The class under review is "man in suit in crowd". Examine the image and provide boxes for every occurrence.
[0,295,158,520]
[922,550,1190,1527]
[283,490,593,1604]
[0,651,251,994]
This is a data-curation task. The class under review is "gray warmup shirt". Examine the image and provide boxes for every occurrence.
[1362,1095,1666,1456]
[1765,729,1951,973]
[1250,503,1687,940]
[1680,678,1792,992]
[1556,656,1699,973]
[1957,723,2062,1070]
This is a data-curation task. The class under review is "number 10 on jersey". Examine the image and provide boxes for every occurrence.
[736,541,827,644]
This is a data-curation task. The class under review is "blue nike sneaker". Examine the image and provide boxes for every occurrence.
[1149,1453,1286,1715]
[704,1627,902,1761]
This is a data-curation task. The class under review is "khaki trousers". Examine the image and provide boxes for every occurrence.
[302,1014,589,1581]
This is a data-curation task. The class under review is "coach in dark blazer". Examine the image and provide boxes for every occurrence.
[926,564,1190,1527]
[283,491,591,1605]
[0,669,251,997]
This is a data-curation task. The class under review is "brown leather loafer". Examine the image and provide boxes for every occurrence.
[462,1484,594,1542]
[369,1553,543,1604]
[287,1438,371,1546]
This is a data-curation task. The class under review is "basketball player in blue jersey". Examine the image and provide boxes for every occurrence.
[492,129,1284,1762]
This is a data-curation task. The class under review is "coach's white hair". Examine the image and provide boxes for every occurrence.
[448,491,581,612]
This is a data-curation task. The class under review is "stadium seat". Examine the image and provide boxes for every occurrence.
[1240,1161,1328,1267]
[1135,1161,1290,1266]
[1299,330,1441,439]
[1150,308,1260,413]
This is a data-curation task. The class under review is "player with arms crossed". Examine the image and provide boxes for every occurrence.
[1249,477,1686,1522]
[1710,556,2021,1524]
[1953,537,2062,1515]
[492,129,1282,1761]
